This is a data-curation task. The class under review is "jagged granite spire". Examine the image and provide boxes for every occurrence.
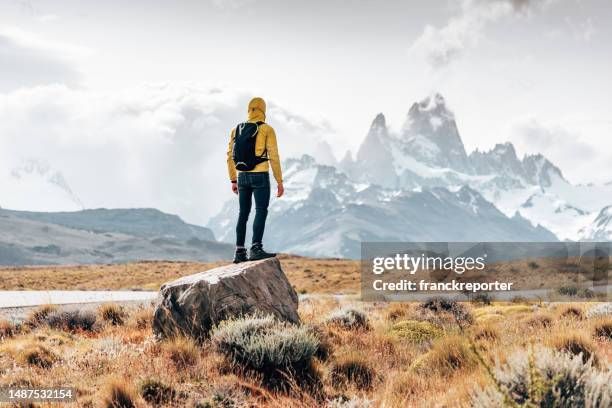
[400,94,471,173]
[355,113,397,188]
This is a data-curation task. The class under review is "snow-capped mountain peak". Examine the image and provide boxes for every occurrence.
[1,159,83,212]
[579,205,612,241]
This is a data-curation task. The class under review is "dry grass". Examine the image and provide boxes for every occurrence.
[0,255,361,293]
[1,256,611,406]
[0,300,609,407]
[98,303,127,326]
[99,377,140,408]
[411,335,478,377]
[0,320,18,340]
[557,304,586,320]
[162,336,200,369]
[549,331,598,364]
[593,318,612,339]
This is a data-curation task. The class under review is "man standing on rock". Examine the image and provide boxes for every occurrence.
[226,97,284,263]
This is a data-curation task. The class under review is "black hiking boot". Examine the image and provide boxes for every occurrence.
[248,243,276,261]
[233,248,248,263]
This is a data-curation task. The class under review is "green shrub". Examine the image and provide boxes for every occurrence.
[471,348,612,408]
[389,320,442,343]
[211,315,320,388]
[325,308,370,330]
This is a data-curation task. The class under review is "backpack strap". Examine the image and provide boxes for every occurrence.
[256,122,268,159]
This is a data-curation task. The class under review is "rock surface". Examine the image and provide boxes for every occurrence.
[152,258,299,339]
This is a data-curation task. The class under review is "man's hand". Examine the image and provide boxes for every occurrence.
[277,182,284,198]
[231,181,238,195]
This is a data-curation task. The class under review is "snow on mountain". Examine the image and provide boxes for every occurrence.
[208,92,610,256]
[0,159,83,212]
[208,154,557,258]
[354,113,397,188]
[579,206,612,241]
[347,94,612,242]
[399,93,471,173]
[313,140,337,166]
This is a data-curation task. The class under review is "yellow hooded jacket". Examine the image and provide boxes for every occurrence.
[226,97,283,184]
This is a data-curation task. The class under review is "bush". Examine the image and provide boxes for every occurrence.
[526,313,554,328]
[420,298,474,326]
[17,344,58,369]
[162,336,199,369]
[472,293,493,306]
[389,320,442,344]
[131,308,152,329]
[211,315,320,388]
[45,310,98,332]
[26,305,57,327]
[473,323,498,342]
[194,384,241,408]
[558,286,579,297]
[385,304,408,322]
[100,377,137,408]
[98,303,127,326]
[471,348,612,408]
[593,319,612,339]
[558,305,584,320]
[411,335,477,377]
[309,324,333,361]
[0,320,18,340]
[139,378,175,405]
[325,308,370,330]
[330,352,376,390]
[587,303,612,319]
[550,332,597,364]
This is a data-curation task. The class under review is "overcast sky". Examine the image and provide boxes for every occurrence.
[0,0,611,224]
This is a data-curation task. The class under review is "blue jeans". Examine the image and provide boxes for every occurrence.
[236,172,271,247]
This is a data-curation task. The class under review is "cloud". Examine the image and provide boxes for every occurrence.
[565,16,595,41]
[0,26,89,91]
[0,83,333,225]
[409,0,552,69]
[212,0,256,10]
[511,117,612,184]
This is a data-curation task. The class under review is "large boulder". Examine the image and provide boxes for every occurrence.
[153,257,299,340]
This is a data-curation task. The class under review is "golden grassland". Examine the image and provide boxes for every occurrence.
[0,298,610,407]
[2,256,607,296]
[0,255,361,294]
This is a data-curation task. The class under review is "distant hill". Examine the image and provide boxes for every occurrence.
[0,208,216,241]
[0,208,232,265]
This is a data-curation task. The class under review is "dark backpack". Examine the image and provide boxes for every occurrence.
[232,121,268,171]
